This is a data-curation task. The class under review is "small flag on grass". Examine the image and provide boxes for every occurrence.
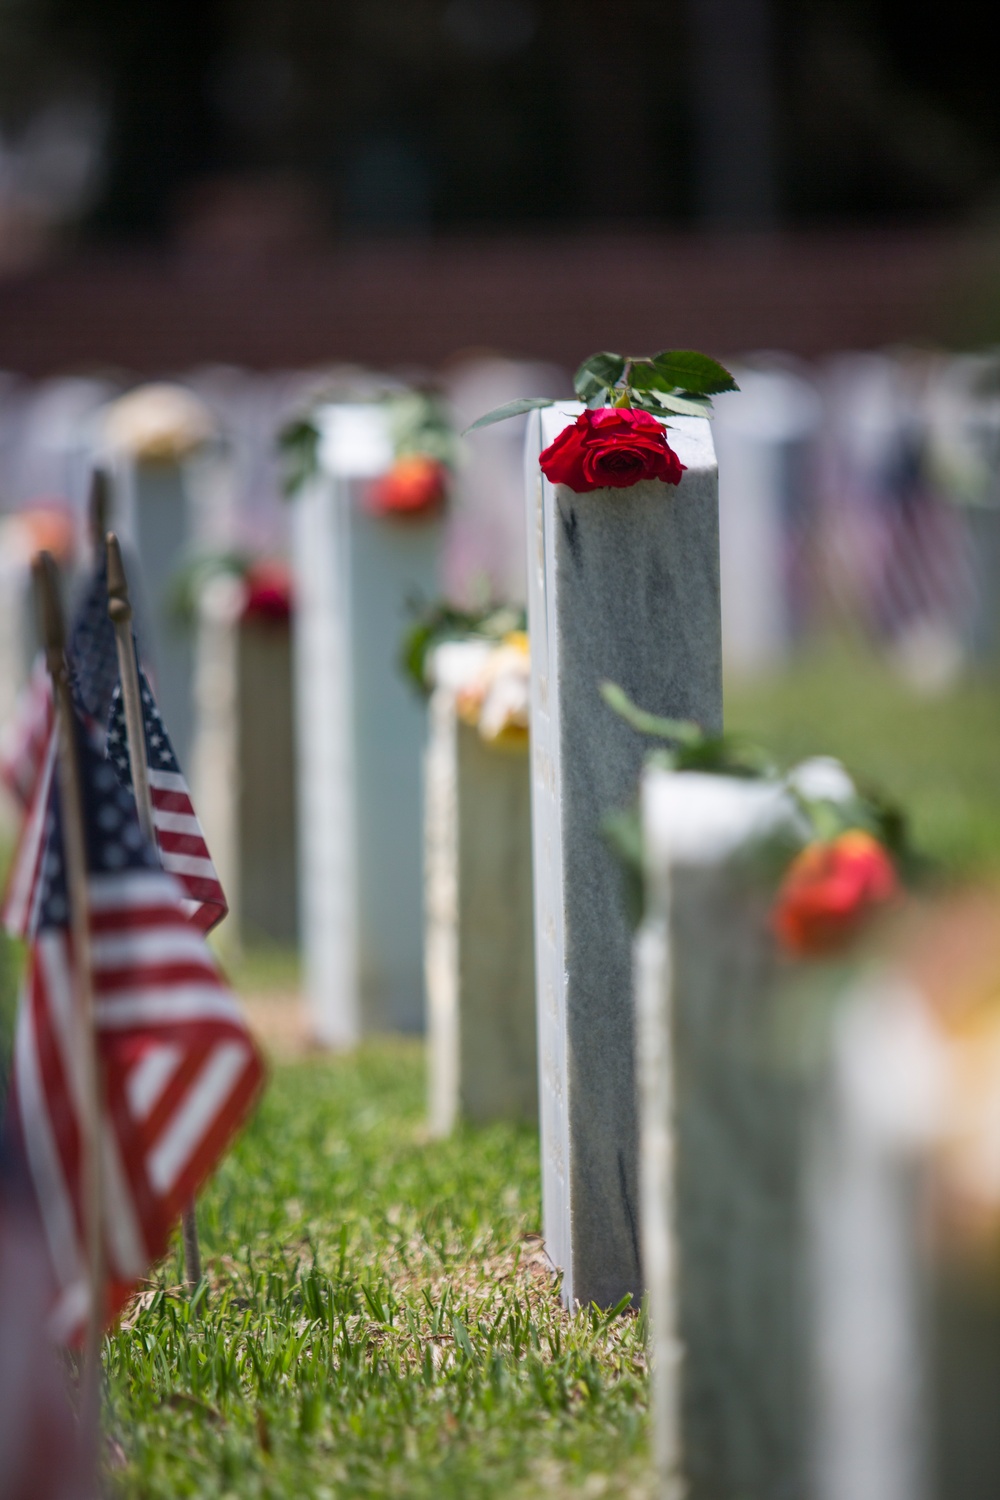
[4,708,263,1343]
[107,666,227,934]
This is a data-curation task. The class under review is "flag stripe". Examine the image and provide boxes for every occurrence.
[147,1043,250,1195]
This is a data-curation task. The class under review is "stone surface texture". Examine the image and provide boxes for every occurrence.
[637,769,807,1498]
[425,641,537,1136]
[293,405,440,1044]
[525,404,722,1311]
[114,458,196,770]
[636,767,995,1500]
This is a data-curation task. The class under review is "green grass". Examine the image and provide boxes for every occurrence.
[3,637,999,1496]
[222,943,301,996]
[725,637,1000,878]
[103,1043,650,1499]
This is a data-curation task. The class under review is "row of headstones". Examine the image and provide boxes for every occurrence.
[3,378,991,1494]
[410,404,1000,1498]
[0,391,298,950]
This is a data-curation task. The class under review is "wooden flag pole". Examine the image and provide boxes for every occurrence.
[88,467,110,551]
[33,551,106,1417]
[105,532,204,1294]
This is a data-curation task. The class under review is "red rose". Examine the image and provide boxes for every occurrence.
[538,408,686,494]
[242,560,292,623]
[367,454,448,518]
[772,830,899,957]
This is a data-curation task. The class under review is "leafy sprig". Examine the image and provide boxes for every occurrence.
[278,417,321,498]
[400,600,527,694]
[279,388,459,499]
[600,680,924,925]
[464,349,738,434]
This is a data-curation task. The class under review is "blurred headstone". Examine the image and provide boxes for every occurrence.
[524,405,721,1310]
[924,353,1000,665]
[0,507,77,838]
[425,638,536,1136]
[635,767,810,1497]
[443,356,567,606]
[636,760,1000,1500]
[714,363,821,675]
[190,567,298,952]
[291,403,441,1045]
[5,377,114,519]
[103,383,222,771]
[819,353,969,689]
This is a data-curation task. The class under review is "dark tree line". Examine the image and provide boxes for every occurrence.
[0,0,997,242]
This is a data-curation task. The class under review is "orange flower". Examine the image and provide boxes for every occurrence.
[366,454,448,518]
[772,829,899,956]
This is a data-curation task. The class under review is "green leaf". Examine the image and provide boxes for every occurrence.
[399,599,527,693]
[574,353,626,403]
[462,397,555,434]
[601,803,646,930]
[650,350,739,395]
[278,417,321,498]
[625,361,668,392]
[600,680,703,745]
[648,391,714,418]
[673,735,776,778]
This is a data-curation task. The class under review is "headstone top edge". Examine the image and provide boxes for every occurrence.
[641,766,793,868]
[429,639,497,692]
[317,403,394,478]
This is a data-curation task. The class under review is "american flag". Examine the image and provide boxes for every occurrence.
[0,658,53,812]
[2,555,116,942]
[4,707,263,1345]
[66,549,123,731]
[107,664,228,935]
[0,553,119,814]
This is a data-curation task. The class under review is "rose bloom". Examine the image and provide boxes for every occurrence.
[367,454,449,518]
[242,560,292,623]
[538,407,686,493]
[455,632,530,751]
[772,829,899,957]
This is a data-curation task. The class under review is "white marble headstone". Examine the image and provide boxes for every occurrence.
[637,765,1000,1500]
[714,365,820,677]
[292,403,441,1045]
[190,578,298,953]
[103,384,222,773]
[524,405,722,1310]
[425,640,536,1135]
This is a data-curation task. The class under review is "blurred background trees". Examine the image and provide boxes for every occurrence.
[1,0,998,258]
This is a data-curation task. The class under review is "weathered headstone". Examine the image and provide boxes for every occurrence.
[0,540,36,735]
[291,403,441,1045]
[103,384,219,772]
[635,767,806,1497]
[191,575,298,952]
[425,639,536,1136]
[713,364,820,676]
[524,405,722,1310]
[443,355,568,606]
[636,766,1000,1500]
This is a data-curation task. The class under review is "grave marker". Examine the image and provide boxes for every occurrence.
[425,639,536,1135]
[524,404,722,1310]
[635,768,805,1497]
[292,404,441,1045]
[103,384,219,772]
[636,767,1000,1499]
[191,574,298,952]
